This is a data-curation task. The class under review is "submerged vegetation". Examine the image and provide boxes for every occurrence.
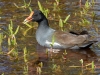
[0,0,100,75]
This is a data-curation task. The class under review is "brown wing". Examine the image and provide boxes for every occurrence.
[54,31,88,46]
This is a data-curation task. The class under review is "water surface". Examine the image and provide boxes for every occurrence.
[0,0,100,75]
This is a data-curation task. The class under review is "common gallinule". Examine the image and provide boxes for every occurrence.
[23,10,97,49]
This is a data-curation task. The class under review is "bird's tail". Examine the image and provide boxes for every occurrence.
[79,40,97,49]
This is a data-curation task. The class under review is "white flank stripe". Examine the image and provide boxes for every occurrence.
[45,40,61,46]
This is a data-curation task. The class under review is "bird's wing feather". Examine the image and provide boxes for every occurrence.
[54,31,88,46]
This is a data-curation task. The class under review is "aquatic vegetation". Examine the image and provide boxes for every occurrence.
[0,33,3,54]
[36,62,43,75]
[91,61,95,71]
[1,73,4,75]
[51,64,57,70]
[84,0,91,9]
[50,63,61,73]
[72,0,98,31]
[14,0,31,8]
[91,12,96,24]
[7,47,18,59]
[59,18,63,31]
[23,47,29,75]
[62,50,67,61]
[23,47,29,74]
[97,42,100,48]
[59,15,70,31]
[91,0,95,7]
[0,33,3,46]
[23,47,28,63]
[79,18,90,26]
[7,20,19,46]
[50,35,55,48]
[23,27,32,36]
[53,0,60,11]
[23,22,33,28]
[80,59,84,67]
[29,7,33,12]
[23,64,29,75]
[63,50,67,55]
[5,20,19,56]
[38,1,49,18]
[55,0,60,5]
[36,66,42,75]
[69,59,95,73]
[0,33,4,54]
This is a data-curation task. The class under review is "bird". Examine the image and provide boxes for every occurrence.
[23,10,97,49]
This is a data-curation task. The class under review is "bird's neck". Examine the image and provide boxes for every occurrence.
[36,18,52,45]
[36,18,50,38]
[38,18,49,28]
[36,17,55,46]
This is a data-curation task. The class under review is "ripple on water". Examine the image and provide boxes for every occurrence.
[0,22,6,25]
[0,65,9,73]
[0,55,12,74]
[0,2,5,8]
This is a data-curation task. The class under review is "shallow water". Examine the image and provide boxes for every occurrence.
[0,0,100,75]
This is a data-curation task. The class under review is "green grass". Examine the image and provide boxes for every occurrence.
[0,33,3,48]
[59,15,70,31]
[1,73,4,75]
[23,47,28,63]
[23,64,29,75]
[38,1,49,18]
[5,20,20,56]
[7,20,19,46]
[14,0,31,8]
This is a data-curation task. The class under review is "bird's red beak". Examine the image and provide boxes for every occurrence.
[23,11,34,24]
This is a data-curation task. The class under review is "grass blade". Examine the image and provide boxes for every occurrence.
[14,26,20,35]
[38,1,43,11]
[64,15,70,23]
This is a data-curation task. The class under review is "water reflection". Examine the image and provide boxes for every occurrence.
[36,44,97,61]
[28,44,100,75]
